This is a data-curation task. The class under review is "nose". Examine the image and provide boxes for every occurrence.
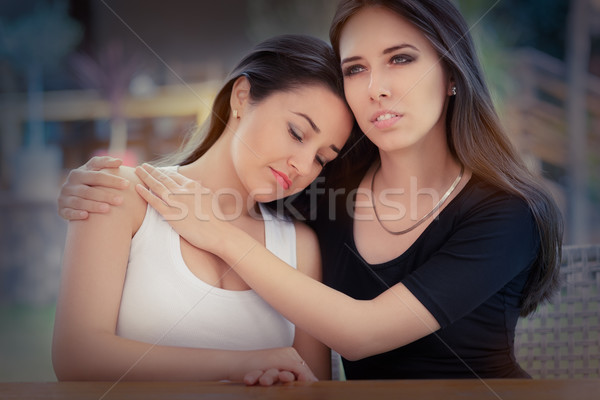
[288,149,314,177]
[368,70,391,101]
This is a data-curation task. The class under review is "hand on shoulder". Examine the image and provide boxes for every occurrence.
[86,165,148,235]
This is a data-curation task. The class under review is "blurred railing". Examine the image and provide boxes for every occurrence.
[505,47,600,170]
[0,80,220,124]
[0,80,220,188]
[505,47,600,242]
[509,51,600,376]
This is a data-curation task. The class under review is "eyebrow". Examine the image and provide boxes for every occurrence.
[291,111,340,154]
[292,112,320,133]
[341,43,419,65]
[383,44,419,54]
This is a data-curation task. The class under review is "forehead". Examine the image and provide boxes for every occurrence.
[259,84,352,138]
[339,6,431,55]
[264,84,346,112]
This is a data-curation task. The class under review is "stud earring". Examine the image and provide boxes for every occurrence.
[451,86,457,96]
[233,109,239,119]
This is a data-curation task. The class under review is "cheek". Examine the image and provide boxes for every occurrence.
[343,81,363,114]
[260,133,289,160]
[405,72,446,109]
[424,81,448,119]
[234,121,272,160]
[422,67,448,103]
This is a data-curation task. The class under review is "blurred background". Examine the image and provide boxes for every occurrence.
[0,0,598,381]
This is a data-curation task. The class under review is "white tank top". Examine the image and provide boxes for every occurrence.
[116,182,296,350]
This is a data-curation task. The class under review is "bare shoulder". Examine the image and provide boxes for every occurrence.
[293,221,322,280]
[100,166,147,233]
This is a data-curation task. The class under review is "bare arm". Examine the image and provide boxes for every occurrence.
[134,164,440,362]
[290,222,331,379]
[52,166,316,383]
[214,228,440,361]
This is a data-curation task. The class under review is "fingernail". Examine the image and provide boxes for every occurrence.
[99,204,109,212]
[121,180,130,188]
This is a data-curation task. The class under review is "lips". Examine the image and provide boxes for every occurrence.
[270,168,291,190]
[371,110,402,129]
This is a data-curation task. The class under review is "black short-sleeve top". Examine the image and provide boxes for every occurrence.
[312,174,539,379]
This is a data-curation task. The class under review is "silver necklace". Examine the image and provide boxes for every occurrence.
[370,162,464,235]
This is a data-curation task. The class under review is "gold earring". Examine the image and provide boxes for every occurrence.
[233,109,239,119]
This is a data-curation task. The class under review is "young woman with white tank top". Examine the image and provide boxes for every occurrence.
[52,35,354,385]
[117,168,296,351]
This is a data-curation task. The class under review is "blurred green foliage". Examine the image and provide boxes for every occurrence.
[0,305,56,382]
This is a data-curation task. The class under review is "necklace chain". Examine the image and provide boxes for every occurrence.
[370,162,464,235]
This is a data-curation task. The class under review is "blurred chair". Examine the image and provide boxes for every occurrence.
[515,244,600,378]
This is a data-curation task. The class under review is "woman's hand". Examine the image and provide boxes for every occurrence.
[243,369,299,386]
[58,156,130,220]
[134,164,228,254]
[234,347,317,386]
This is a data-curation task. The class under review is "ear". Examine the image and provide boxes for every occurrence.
[230,76,251,118]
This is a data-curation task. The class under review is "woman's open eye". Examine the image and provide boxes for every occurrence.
[343,64,365,77]
[288,124,303,143]
[390,54,414,65]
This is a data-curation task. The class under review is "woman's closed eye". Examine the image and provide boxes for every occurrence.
[288,124,303,143]
[288,124,328,168]
[315,155,326,168]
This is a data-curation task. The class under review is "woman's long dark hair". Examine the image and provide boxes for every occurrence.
[168,34,351,167]
[329,0,563,316]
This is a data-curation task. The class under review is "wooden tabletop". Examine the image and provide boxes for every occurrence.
[1,379,599,400]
